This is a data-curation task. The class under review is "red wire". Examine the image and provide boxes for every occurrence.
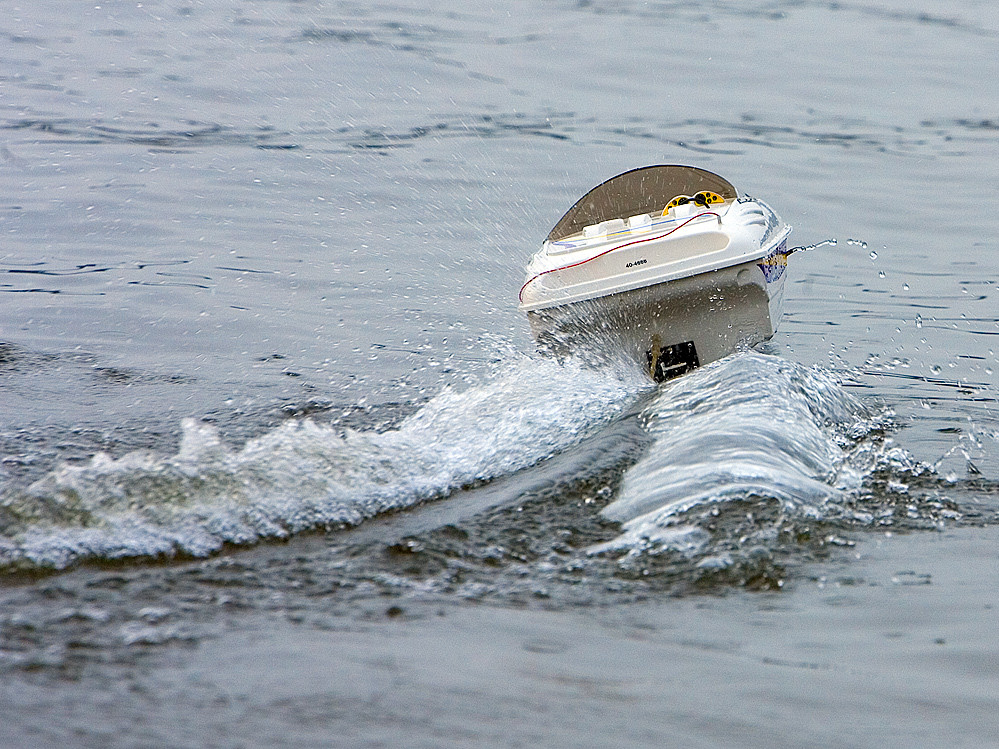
[518,212,720,303]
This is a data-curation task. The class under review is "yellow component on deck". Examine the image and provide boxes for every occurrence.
[662,191,725,215]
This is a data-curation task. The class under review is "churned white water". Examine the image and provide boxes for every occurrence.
[597,353,929,557]
[0,355,647,569]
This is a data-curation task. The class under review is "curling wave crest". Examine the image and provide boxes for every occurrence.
[597,353,936,560]
[0,357,647,570]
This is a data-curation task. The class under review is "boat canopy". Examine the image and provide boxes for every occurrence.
[546,165,738,242]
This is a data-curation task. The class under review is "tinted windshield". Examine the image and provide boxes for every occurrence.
[547,165,737,242]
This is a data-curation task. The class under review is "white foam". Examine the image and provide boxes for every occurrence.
[1,355,648,569]
[596,353,913,556]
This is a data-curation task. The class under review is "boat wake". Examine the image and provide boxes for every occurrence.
[588,353,959,589]
[0,355,648,571]
[0,349,971,592]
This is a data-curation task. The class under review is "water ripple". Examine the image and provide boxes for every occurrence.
[2,112,986,159]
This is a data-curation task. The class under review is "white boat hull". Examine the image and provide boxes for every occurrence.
[527,245,787,379]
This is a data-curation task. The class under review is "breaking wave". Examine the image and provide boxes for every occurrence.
[594,353,947,566]
[0,356,648,571]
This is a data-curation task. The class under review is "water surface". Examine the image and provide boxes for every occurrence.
[1,1,998,746]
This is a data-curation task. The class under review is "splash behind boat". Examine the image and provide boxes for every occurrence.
[518,165,792,381]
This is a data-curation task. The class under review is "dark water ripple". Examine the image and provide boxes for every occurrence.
[0,119,298,150]
[4,112,993,157]
[0,258,216,296]
[575,0,999,37]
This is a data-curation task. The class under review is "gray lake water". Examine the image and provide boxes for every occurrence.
[1,1,998,746]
